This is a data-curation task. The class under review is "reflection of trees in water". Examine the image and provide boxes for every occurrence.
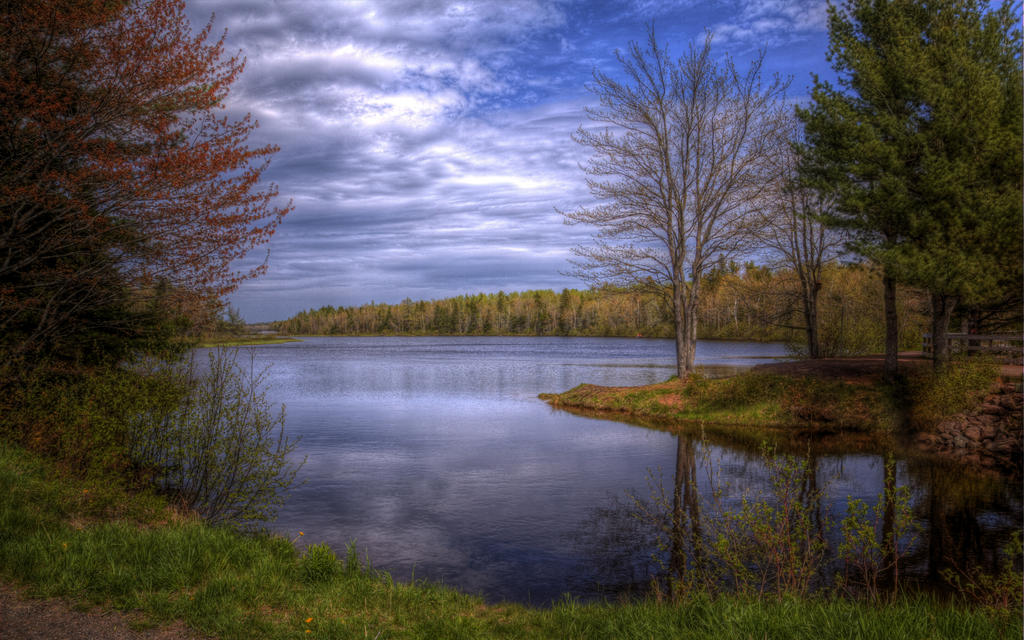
[570,434,710,598]
[670,436,703,596]
[572,434,1022,601]
[909,461,1022,585]
[568,492,663,598]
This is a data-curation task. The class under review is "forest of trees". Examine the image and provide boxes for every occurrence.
[275,261,942,356]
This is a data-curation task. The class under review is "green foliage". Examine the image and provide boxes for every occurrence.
[789,262,927,358]
[942,531,1023,612]
[276,287,676,338]
[1,347,303,529]
[0,361,179,475]
[299,543,341,585]
[127,348,304,528]
[836,461,919,601]
[216,305,247,337]
[905,359,1000,428]
[798,0,1022,339]
[710,451,828,599]
[277,263,934,356]
[629,447,928,604]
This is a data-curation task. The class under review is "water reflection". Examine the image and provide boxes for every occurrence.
[229,337,1019,604]
[574,432,1021,599]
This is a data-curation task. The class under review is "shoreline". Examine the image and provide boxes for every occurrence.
[541,357,1022,473]
[0,440,1017,640]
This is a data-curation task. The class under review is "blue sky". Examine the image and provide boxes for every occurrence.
[184,0,836,321]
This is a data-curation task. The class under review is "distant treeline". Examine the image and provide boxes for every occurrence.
[274,263,937,355]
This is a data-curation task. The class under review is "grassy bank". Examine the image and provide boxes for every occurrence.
[540,360,1002,447]
[1,441,1018,640]
[540,373,896,449]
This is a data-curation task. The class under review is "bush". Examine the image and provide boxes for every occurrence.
[0,361,166,474]
[628,444,921,602]
[300,543,341,584]
[127,348,304,528]
[906,359,999,428]
[0,348,302,529]
[711,451,828,599]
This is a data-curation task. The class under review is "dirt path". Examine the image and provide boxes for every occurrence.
[0,584,210,640]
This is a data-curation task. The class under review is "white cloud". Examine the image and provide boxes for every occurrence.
[179,0,832,320]
[710,0,829,47]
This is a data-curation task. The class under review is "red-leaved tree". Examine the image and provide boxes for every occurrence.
[0,0,290,363]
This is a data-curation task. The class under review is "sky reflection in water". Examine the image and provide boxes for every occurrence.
[228,337,1020,604]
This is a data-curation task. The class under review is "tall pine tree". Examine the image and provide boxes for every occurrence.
[798,0,1022,373]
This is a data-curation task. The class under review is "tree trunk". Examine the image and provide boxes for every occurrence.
[685,300,697,373]
[673,285,688,379]
[930,293,956,370]
[673,284,697,379]
[883,275,899,382]
[802,279,822,358]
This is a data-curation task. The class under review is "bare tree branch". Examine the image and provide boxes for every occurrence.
[565,27,789,377]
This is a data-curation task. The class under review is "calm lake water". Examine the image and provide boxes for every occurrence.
[228,337,1021,604]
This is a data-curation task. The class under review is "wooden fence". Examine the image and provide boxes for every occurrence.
[922,332,1023,362]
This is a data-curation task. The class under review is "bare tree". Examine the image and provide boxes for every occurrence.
[756,117,845,358]
[564,29,788,378]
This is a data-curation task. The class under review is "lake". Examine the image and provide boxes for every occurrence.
[225,337,1021,604]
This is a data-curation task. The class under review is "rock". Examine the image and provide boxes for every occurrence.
[997,394,1022,411]
[973,413,998,427]
[913,388,1022,476]
[977,403,1005,416]
[989,437,1016,454]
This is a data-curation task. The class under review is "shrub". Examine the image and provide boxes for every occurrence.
[710,451,828,599]
[300,543,341,584]
[906,359,999,428]
[836,462,918,602]
[942,531,1023,612]
[628,442,924,602]
[0,361,167,474]
[128,348,304,528]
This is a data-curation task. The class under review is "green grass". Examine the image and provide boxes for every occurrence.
[0,440,1018,639]
[541,371,899,441]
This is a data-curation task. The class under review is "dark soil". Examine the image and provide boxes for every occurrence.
[0,584,210,640]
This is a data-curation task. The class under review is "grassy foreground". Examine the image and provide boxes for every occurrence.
[1,442,1019,639]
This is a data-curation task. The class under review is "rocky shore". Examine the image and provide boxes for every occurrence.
[914,383,1022,474]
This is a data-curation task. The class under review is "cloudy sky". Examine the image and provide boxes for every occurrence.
[184,0,835,321]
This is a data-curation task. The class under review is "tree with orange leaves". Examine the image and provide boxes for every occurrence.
[0,0,290,364]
